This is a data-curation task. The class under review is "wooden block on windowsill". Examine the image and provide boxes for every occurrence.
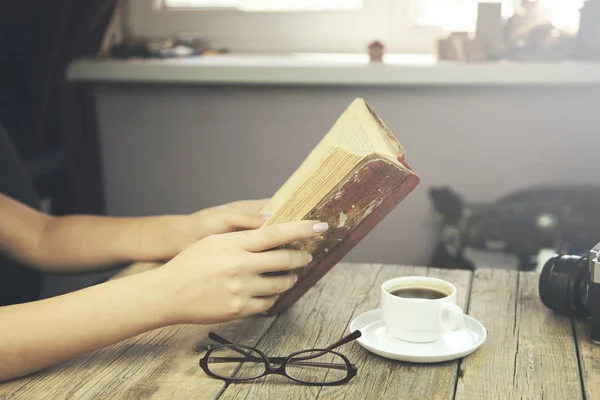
[436,34,488,62]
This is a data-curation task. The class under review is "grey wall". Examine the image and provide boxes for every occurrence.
[89,83,600,269]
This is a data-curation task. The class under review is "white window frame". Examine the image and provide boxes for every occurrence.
[162,0,363,12]
[124,0,445,54]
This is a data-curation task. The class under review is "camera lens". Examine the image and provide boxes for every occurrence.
[539,254,589,316]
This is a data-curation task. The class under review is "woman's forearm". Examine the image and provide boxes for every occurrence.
[0,194,269,274]
[0,193,183,273]
[33,214,182,272]
[0,269,173,382]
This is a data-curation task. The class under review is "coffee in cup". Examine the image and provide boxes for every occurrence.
[380,276,465,343]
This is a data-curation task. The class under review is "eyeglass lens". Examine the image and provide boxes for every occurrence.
[207,345,266,380]
[206,346,350,384]
[285,350,348,384]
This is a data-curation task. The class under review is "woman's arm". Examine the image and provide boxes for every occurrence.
[0,269,170,381]
[0,193,268,273]
[0,219,326,382]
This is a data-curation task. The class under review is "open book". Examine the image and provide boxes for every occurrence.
[261,98,420,315]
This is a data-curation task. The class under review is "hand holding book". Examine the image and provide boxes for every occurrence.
[259,98,421,315]
[156,219,331,325]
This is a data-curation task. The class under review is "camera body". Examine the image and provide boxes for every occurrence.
[539,241,600,343]
[587,243,600,343]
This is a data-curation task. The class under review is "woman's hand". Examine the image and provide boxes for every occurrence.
[155,219,329,325]
[189,198,271,237]
[161,199,271,258]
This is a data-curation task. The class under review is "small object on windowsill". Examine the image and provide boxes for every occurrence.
[106,34,229,59]
[476,2,504,59]
[155,45,201,59]
[464,38,487,62]
[576,0,600,60]
[449,32,469,61]
[109,41,153,59]
[203,47,231,55]
[367,40,385,63]
[436,32,487,62]
[174,33,210,52]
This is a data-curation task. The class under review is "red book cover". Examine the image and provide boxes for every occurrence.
[262,99,420,315]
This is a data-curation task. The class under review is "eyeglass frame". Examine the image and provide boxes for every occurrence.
[199,329,362,386]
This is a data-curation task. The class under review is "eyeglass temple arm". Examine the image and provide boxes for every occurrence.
[210,330,361,350]
[207,333,296,364]
[323,330,362,351]
[208,332,235,345]
[277,330,361,364]
[207,332,262,361]
[207,330,361,363]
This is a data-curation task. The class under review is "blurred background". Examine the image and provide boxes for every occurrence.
[1,0,600,297]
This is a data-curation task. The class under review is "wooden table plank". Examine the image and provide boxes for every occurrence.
[454,268,519,399]
[0,267,274,400]
[574,314,600,398]
[220,263,472,400]
[514,272,582,398]
[456,269,582,399]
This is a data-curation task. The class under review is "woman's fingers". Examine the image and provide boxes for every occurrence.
[218,210,265,230]
[244,295,281,315]
[250,249,312,274]
[225,199,271,213]
[241,220,329,252]
[244,274,298,298]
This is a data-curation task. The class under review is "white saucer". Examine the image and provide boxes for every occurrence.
[350,308,487,363]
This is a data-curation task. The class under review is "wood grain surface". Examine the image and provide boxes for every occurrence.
[1,262,598,400]
[457,269,582,399]
[573,309,600,398]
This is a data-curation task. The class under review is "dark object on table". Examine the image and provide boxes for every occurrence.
[539,242,600,344]
[429,188,475,270]
[429,184,600,271]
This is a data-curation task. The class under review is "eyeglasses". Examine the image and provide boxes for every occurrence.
[199,330,361,386]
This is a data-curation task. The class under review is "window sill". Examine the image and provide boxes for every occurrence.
[67,53,600,86]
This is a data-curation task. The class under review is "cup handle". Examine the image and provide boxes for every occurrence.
[438,303,465,332]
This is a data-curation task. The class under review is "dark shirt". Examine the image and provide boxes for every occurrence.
[0,121,43,306]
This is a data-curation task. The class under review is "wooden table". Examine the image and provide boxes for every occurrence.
[1,262,599,399]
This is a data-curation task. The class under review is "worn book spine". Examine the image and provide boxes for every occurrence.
[265,155,420,315]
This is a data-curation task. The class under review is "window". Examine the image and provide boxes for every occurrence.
[126,0,584,55]
[413,0,583,33]
[412,0,515,31]
[164,0,238,8]
[163,0,362,11]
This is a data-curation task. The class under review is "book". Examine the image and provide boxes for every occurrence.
[261,98,420,315]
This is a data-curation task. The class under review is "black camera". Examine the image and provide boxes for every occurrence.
[539,242,600,343]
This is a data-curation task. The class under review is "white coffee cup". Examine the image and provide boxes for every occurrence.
[380,276,465,343]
